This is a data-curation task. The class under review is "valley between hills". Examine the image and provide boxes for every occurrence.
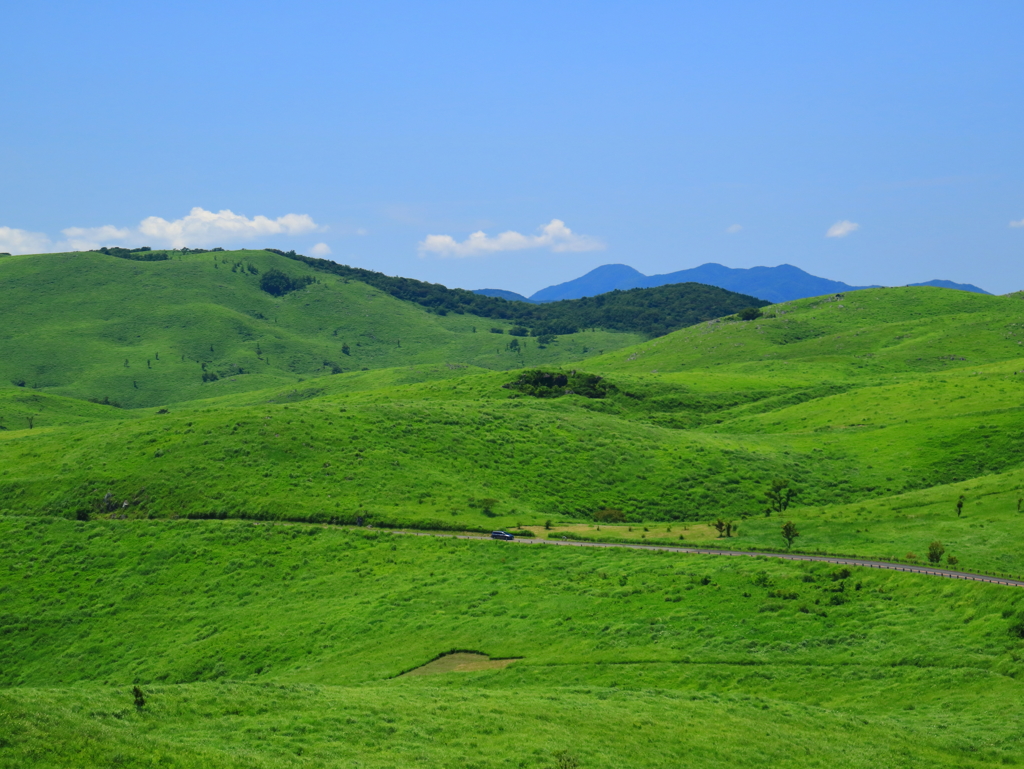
[3,247,1024,767]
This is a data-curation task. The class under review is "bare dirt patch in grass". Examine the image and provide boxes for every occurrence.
[400,652,519,677]
[523,522,722,542]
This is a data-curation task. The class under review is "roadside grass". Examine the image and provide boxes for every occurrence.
[3,516,1024,767]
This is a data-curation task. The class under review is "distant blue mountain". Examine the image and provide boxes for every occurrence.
[528,264,648,302]
[907,279,990,295]
[476,264,992,306]
[528,263,880,304]
[472,288,535,302]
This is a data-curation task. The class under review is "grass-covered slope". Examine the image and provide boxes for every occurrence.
[590,286,1024,377]
[3,517,1024,767]
[0,249,641,408]
[5,286,1024,572]
[8,280,1024,767]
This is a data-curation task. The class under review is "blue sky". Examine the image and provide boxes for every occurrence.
[2,1,1022,295]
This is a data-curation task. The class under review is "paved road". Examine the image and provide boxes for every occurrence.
[399,531,1024,588]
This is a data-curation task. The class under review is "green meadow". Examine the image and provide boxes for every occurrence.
[4,249,1024,765]
[4,518,1024,767]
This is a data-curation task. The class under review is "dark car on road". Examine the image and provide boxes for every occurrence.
[490,531,514,541]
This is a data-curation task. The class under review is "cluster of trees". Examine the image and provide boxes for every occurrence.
[264,248,769,338]
[259,268,317,297]
[93,245,231,259]
[503,369,614,399]
[95,246,169,262]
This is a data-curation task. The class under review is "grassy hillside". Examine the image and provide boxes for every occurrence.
[590,286,1024,377]
[2,517,1024,767]
[7,273,1024,766]
[0,249,640,408]
[5,287,1024,571]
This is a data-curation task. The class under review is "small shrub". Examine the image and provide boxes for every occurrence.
[594,508,625,523]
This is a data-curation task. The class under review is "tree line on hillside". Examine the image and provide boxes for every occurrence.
[93,246,228,261]
[263,248,770,338]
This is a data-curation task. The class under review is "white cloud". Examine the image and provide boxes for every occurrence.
[826,220,860,238]
[0,227,51,255]
[726,224,742,234]
[310,242,332,257]
[60,225,133,251]
[1011,218,1024,228]
[3,208,324,255]
[418,219,604,259]
[137,207,319,248]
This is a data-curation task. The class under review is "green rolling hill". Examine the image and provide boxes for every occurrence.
[0,249,649,409]
[4,251,1024,767]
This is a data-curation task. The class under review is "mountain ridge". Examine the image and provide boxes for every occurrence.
[484,262,990,304]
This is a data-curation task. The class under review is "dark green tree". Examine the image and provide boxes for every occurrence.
[713,518,735,537]
[781,520,800,549]
[956,495,965,517]
[927,541,945,564]
[765,479,796,515]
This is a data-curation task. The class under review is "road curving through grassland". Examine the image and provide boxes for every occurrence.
[399,531,1024,588]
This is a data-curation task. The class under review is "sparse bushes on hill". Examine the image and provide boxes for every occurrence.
[86,396,122,408]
